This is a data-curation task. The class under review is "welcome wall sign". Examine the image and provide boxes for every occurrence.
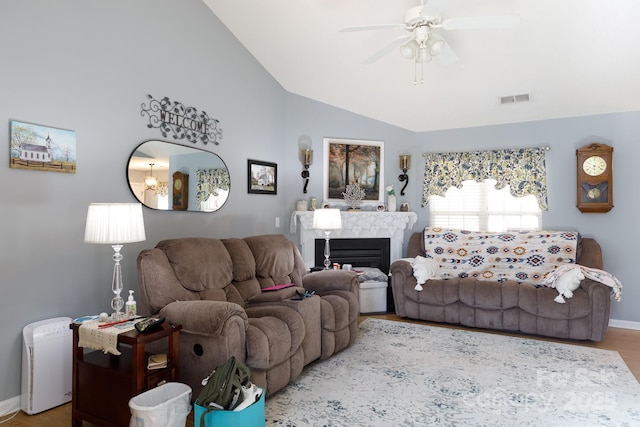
[140,94,223,145]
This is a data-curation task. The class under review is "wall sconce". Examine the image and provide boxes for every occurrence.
[398,154,411,196]
[299,135,313,194]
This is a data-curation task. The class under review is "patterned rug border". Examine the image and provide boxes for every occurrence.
[266,318,640,426]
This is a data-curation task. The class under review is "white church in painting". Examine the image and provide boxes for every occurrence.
[19,134,52,162]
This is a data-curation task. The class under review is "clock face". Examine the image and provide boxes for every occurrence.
[582,155,607,176]
[174,178,182,191]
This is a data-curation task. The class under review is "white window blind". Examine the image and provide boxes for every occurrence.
[429,179,541,232]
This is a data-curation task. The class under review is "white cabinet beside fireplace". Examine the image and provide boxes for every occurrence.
[292,211,417,270]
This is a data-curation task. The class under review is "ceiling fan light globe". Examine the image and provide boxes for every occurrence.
[426,34,446,56]
[400,39,418,59]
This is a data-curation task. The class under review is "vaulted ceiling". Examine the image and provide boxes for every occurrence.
[204,0,640,132]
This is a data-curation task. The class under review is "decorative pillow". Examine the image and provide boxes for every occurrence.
[552,267,585,303]
[412,256,440,291]
[423,227,579,285]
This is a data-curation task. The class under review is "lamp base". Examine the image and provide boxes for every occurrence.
[323,231,332,269]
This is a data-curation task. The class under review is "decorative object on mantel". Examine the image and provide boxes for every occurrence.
[343,182,366,210]
[386,185,396,212]
[84,203,146,319]
[299,135,313,194]
[398,154,411,196]
[312,209,343,269]
[400,202,409,212]
[140,94,223,145]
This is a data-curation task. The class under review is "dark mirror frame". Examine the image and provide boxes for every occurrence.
[127,140,230,212]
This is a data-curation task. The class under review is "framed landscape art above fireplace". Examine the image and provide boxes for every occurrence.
[323,138,384,205]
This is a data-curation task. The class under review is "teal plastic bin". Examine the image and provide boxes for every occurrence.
[194,387,265,427]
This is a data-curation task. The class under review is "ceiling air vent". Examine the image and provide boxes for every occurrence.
[500,93,530,104]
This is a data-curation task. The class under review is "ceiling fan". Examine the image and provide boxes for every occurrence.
[340,0,520,84]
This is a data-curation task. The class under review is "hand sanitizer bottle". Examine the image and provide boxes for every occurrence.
[126,290,137,318]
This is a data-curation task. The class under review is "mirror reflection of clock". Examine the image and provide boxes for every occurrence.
[581,182,608,203]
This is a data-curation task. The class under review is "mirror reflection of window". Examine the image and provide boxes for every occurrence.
[201,189,229,212]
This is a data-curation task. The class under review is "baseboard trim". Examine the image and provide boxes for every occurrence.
[0,396,20,418]
[609,318,640,330]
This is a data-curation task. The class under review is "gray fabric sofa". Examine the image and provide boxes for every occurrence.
[137,234,359,398]
[390,232,612,341]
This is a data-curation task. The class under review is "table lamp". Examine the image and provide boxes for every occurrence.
[84,203,146,319]
[312,208,342,269]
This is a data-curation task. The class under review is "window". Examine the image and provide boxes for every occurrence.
[428,179,541,232]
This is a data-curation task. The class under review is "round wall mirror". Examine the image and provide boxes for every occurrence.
[127,140,230,212]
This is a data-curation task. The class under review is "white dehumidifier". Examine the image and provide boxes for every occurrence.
[20,317,73,414]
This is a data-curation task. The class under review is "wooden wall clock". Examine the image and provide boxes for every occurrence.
[576,143,613,213]
[172,171,189,210]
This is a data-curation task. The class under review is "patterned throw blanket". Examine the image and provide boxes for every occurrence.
[422,228,579,285]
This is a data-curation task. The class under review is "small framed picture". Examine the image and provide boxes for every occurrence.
[377,204,386,212]
[248,159,277,195]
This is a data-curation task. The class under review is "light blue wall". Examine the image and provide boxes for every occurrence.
[0,0,637,404]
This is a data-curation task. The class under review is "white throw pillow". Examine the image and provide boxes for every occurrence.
[412,256,440,291]
[554,267,585,303]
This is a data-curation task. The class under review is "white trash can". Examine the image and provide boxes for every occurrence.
[129,382,192,427]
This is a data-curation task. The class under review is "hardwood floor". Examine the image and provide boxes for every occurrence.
[5,314,639,426]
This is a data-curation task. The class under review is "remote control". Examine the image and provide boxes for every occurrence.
[135,317,165,333]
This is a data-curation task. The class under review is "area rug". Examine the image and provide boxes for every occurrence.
[266,319,640,426]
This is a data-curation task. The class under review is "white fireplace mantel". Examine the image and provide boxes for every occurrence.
[292,210,418,269]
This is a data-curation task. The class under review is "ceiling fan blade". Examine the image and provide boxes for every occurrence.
[441,15,520,30]
[340,24,406,32]
[436,41,458,65]
[363,34,412,64]
[422,0,447,18]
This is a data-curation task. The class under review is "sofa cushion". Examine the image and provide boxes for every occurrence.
[422,228,579,285]
[222,238,262,302]
[245,235,301,288]
[156,238,233,296]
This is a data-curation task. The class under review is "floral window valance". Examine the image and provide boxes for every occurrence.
[421,147,548,210]
[196,168,230,208]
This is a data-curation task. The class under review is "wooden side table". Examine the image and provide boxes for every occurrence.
[70,321,181,427]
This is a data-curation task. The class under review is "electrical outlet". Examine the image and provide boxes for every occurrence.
[275,217,280,228]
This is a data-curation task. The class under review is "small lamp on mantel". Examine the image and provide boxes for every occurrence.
[84,203,146,319]
[312,208,342,269]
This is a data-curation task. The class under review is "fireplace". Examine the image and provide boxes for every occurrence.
[293,211,417,270]
[314,237,393,312]
[314,238,390,273]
